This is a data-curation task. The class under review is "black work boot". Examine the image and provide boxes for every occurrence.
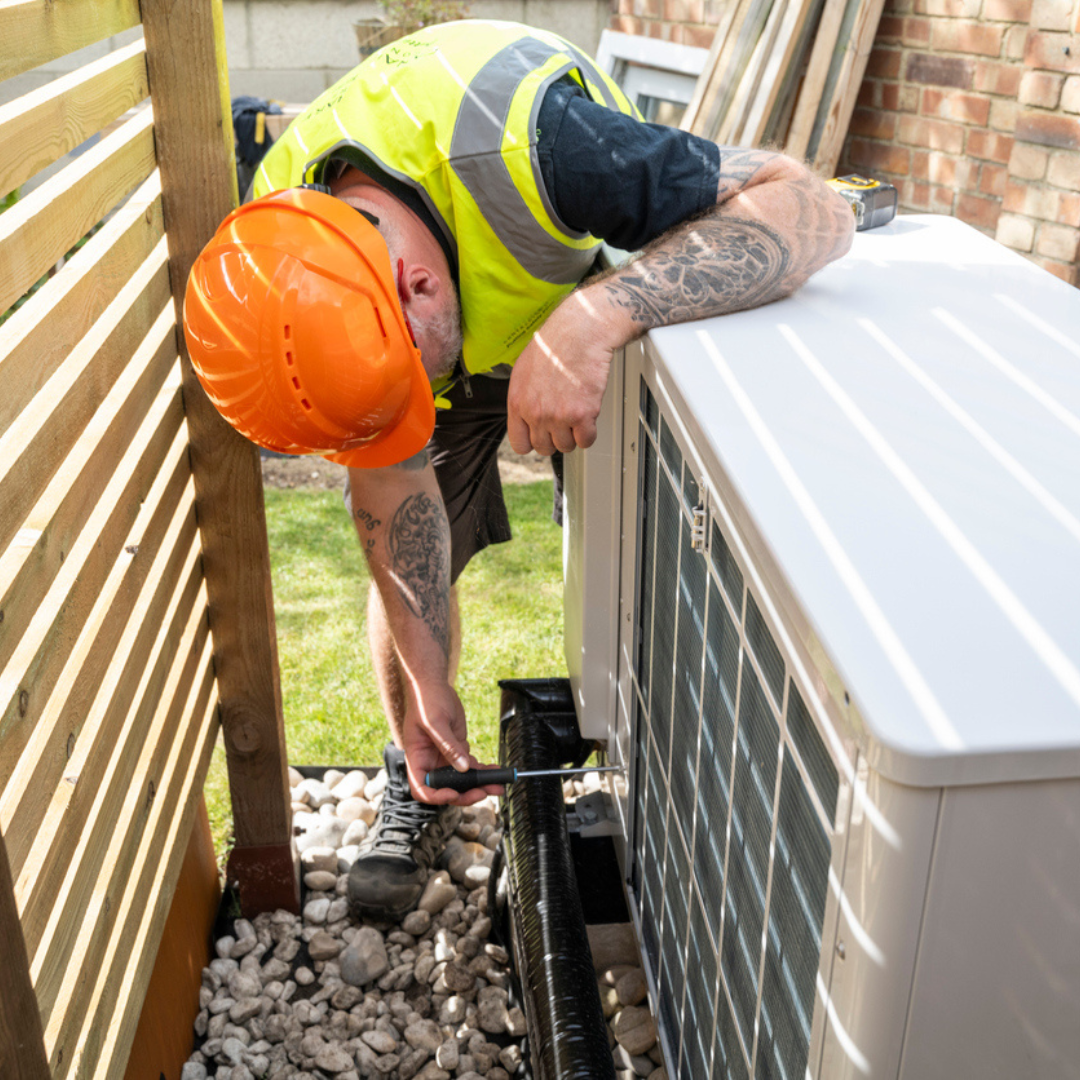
[347,744,461,920]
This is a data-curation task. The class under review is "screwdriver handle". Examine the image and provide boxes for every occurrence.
[425,766,517,792]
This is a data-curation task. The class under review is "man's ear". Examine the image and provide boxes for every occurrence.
[398,262,441,309]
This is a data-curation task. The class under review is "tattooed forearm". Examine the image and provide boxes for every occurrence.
[715,148,772,201]
[603,217,791,329]
[386,492,451,656]
[599,160,853,331]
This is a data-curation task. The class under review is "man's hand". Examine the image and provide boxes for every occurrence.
[506,291,628,456]
[401,680,503,806]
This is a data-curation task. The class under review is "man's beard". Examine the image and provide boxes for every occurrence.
[413,290,463,381]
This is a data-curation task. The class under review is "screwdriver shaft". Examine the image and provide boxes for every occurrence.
[426,764,621,792]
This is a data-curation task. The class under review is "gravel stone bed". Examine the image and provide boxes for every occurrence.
[183,767,665,1080]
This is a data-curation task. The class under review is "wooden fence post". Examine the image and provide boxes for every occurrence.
[0,830,51,1079]
[140,0,299,914]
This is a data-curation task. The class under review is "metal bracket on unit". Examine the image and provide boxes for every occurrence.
[691,496,708,552]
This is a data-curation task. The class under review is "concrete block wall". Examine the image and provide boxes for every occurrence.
[224,0,613,100]
[0,2,611,107]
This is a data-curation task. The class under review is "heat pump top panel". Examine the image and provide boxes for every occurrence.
[648,214,1080,789]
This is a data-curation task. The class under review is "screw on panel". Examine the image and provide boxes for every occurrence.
[66,733,75,758]
[836,940,846,960]
[18,689,28,716]
[690,503,707,551]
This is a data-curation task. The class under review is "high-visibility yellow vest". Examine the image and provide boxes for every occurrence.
[254,20,638,378]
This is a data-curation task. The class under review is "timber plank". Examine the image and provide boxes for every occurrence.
[0,40,149,199]
[142,0,293,872]
[0,0,141,83]
[51,632,218,1078]
[741,0,823,146]
[784,0,849,157]
[0,239,170,560]
[0,328,183,826]
[33,547,210,1031]
[0,172,163,438]
[721,0,789,144]
[0,831,50,1080]
[809,0,889,172]
[15,492,200,952]
[0,105,155,317]
[692,0,776,141]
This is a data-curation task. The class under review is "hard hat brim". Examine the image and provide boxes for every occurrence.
[322,358,436,469]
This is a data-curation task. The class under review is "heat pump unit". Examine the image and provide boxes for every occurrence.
[563,215,1080,1080]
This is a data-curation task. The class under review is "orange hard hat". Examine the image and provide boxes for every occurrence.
[182,186,434,468]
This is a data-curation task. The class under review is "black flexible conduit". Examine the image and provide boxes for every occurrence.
[498,679,616,1080]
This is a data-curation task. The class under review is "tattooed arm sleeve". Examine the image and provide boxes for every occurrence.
[598,149,855,331]
[347,457,452,663]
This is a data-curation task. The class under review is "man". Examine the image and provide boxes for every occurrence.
[185,20,854,919]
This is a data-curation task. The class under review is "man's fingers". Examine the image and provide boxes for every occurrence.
[571,418,598,450]
[551,425,578,454]
[506,409,534,455]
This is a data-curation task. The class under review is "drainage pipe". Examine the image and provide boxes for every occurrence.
[498,679,616,1080]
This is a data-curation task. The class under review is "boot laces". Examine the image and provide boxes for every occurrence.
[370,772,441,857]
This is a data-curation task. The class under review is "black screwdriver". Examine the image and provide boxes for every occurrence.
[425,764,621,792]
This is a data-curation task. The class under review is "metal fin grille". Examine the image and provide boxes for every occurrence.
[630,382,839,1080]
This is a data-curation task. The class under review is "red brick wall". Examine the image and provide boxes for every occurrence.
[609,0,1080,284]
[610,0,728,47]
[837,0,1080,283]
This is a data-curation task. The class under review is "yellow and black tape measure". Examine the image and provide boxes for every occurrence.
[827,174,898,231]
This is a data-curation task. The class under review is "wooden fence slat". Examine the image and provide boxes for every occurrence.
[0,829,50,1080]
[0,421,189,824]
[142,0,295,902]
[0,39,149,200]
[0,314,182,831]
[0,0,141,83]
[13,487,200,947]
[55,633,218,1079]
[0,238,170,560]
[40,627,212,1052]
[0,171,163,436]
[33,538,208,1029]
[0,105,155,317]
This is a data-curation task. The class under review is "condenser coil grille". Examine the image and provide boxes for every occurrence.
[631,382,839,1080]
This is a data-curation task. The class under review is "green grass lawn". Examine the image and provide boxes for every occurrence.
[203,480,565,859]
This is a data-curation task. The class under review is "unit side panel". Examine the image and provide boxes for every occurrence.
[819,768,940,1079]
[899,778,1080,1080]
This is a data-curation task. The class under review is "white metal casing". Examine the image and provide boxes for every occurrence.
[563,214,1080,1079]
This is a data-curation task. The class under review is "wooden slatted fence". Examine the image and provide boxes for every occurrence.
[0,2,296,1076]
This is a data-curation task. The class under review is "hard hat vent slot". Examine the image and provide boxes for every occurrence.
[292,377,301,389]
[284,324,292,339]
[301,398,312,410]
[286,351,294,365]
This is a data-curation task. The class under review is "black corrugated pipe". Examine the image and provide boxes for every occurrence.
[497,678,616,1080]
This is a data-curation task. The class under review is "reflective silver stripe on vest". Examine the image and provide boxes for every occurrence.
[450,37,606,286]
